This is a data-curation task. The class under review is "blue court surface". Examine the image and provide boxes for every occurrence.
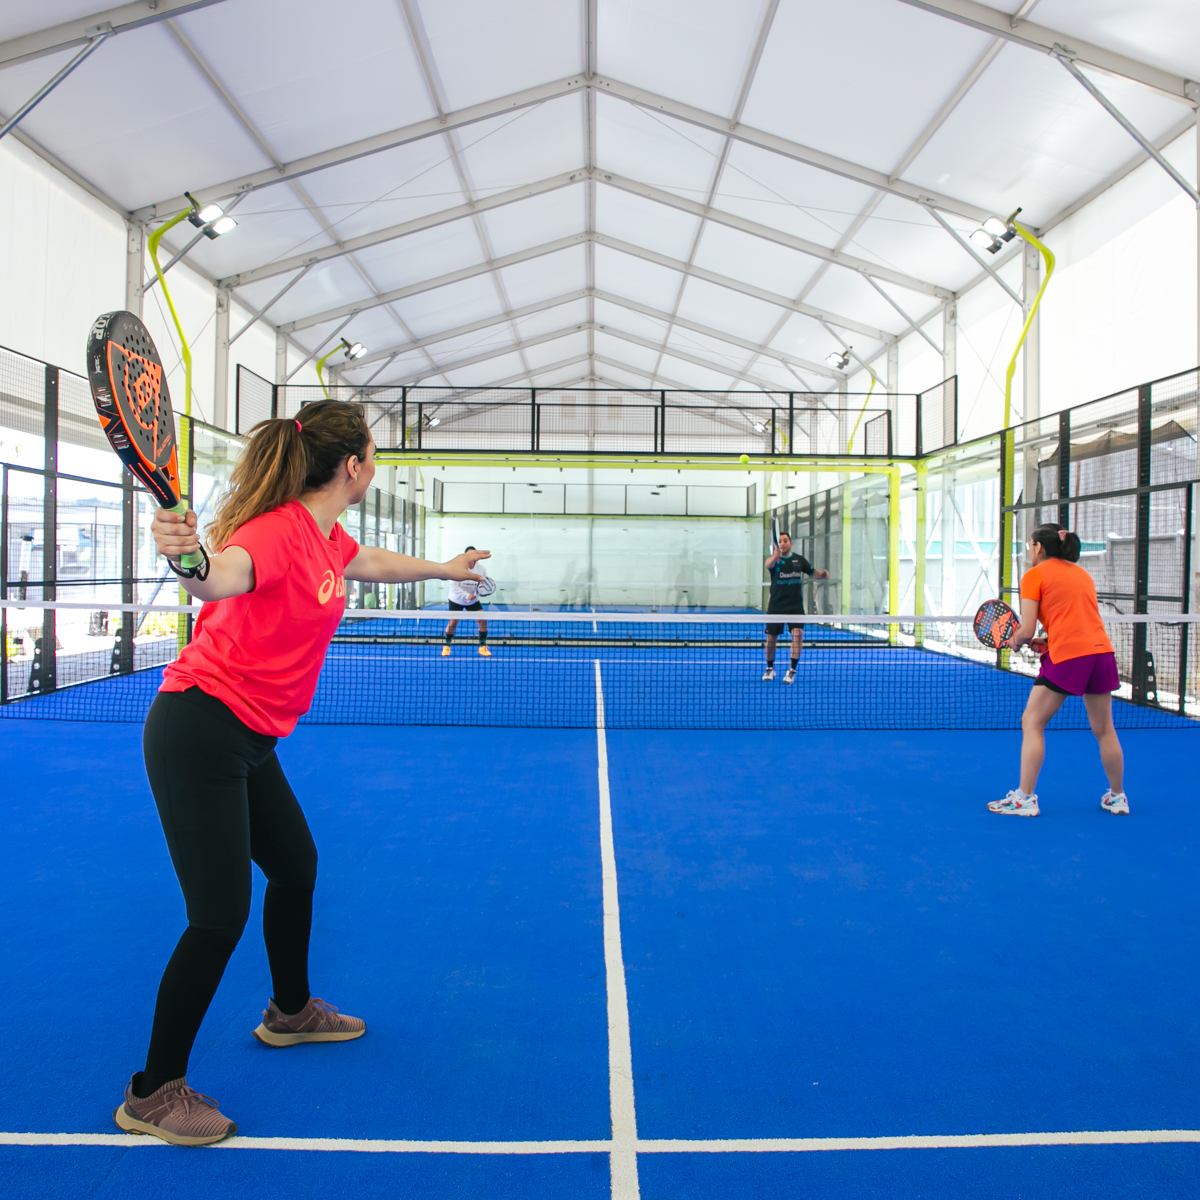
[1,706,1198,1196]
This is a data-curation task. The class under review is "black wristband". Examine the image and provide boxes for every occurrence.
[166,543,211,582]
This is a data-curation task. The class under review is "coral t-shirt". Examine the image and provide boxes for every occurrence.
[160,501,359,736]
[1020,558,1113,664]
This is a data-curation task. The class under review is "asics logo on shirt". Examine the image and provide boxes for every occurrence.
[317,569,346,604]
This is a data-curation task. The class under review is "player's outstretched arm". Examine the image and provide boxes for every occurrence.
[347,545,490,585]
[151,508,255,602]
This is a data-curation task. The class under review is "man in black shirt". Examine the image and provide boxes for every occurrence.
[764,531,828,683]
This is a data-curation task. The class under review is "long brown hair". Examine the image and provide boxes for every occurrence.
[207,401,370,551]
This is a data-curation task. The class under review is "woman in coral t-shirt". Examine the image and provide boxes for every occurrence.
[988,522,1128,819]
[114,402,488,1146]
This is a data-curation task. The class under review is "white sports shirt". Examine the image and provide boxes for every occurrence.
[447,561,490,606]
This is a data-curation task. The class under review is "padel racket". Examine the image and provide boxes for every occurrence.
[87,311,206,574]
[475,575,497,599]
[770,517,780,557]
[973,599,1018,649]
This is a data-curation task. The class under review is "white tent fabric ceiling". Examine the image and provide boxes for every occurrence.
[0,0,1197,397]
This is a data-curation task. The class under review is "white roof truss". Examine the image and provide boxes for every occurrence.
[0,0,230,68]
[344,288,844,381]
[893,0,1199,104]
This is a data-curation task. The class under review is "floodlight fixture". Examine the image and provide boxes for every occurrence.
[826,349,852,371]
[970,228,1003,253]
[427,416,441,428]
[753,420,767,433]
[182,191,238,239]
[345,341,366,359]
[971,207,1023,255]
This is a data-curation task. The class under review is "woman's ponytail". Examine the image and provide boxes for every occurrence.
[1030,522,1081,563]
[207,401,370,550]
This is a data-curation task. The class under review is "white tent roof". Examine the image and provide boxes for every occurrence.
[1,0,1197,395]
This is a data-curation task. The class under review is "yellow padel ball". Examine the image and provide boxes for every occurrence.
[738,454,750,464]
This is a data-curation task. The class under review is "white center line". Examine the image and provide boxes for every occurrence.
[595,659,641,1200]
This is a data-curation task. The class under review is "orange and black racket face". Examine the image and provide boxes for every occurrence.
[973,599,1018,649]
[86,311,181,508]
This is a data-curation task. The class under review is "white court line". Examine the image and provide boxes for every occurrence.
[595,659,641,1200]
[3,1130,1198,1153]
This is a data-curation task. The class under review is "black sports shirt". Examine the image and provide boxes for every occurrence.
[767,553,815,614]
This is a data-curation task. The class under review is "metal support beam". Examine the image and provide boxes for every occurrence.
[1055,54,1200,203]
[0,30,113,143]
[861,275,943,352]
[274,330,287,386]
[602,171,950,297]
[221,166,948,295]
[282,231,889,343]
[135,75,588,221]
[229,266,313,345]
[1022,243,1040,421]
[344,291,589,368]
[892,0,1197,104]
[278,235,586,333]
[887,341,900,437]
[387,325,587,387]
[593,290,840,379]
[213,288,230,430]
[286,315,355,382]
[591,354,757,397]
[124,222,144,316]
[943,300,957,387]
[218,171,588,288]
[599,325,797,393]
[347,289,842,381]
[817,322,885,389]
[0,0,227,68]
[594,75,993,223]
[925,205,1024,308]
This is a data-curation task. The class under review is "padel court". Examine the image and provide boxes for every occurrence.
[1,647,1197,1199]
[3,0,1200,1196]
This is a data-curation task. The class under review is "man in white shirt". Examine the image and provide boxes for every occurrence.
[443,545,491,657]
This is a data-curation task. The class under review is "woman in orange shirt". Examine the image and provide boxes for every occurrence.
[989,522,1129,817]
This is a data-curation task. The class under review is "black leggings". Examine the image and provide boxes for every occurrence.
[138,686,317,1095]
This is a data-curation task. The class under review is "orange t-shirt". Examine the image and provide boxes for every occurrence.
[1020,558,1113,664]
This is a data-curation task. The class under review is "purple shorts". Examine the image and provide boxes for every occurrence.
[1034,651,1119,696]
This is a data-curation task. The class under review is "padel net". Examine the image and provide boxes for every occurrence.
[2,601,1197,731]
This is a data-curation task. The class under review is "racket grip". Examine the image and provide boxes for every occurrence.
[167,499,204,570]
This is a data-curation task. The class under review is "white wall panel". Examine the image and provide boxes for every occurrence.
[0,136,124,375]
[1038,130,1198,415]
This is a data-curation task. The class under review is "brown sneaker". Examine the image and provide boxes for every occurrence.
[252,996,366,1047]
[113,1074,237,1146]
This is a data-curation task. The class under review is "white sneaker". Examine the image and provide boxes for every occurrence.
[988,790,1040,817]
[783,667,796,684]
[762,667,775,682]
[1101,790,1130,815]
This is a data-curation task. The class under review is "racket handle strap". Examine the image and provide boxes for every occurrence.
[167,499,204,570]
